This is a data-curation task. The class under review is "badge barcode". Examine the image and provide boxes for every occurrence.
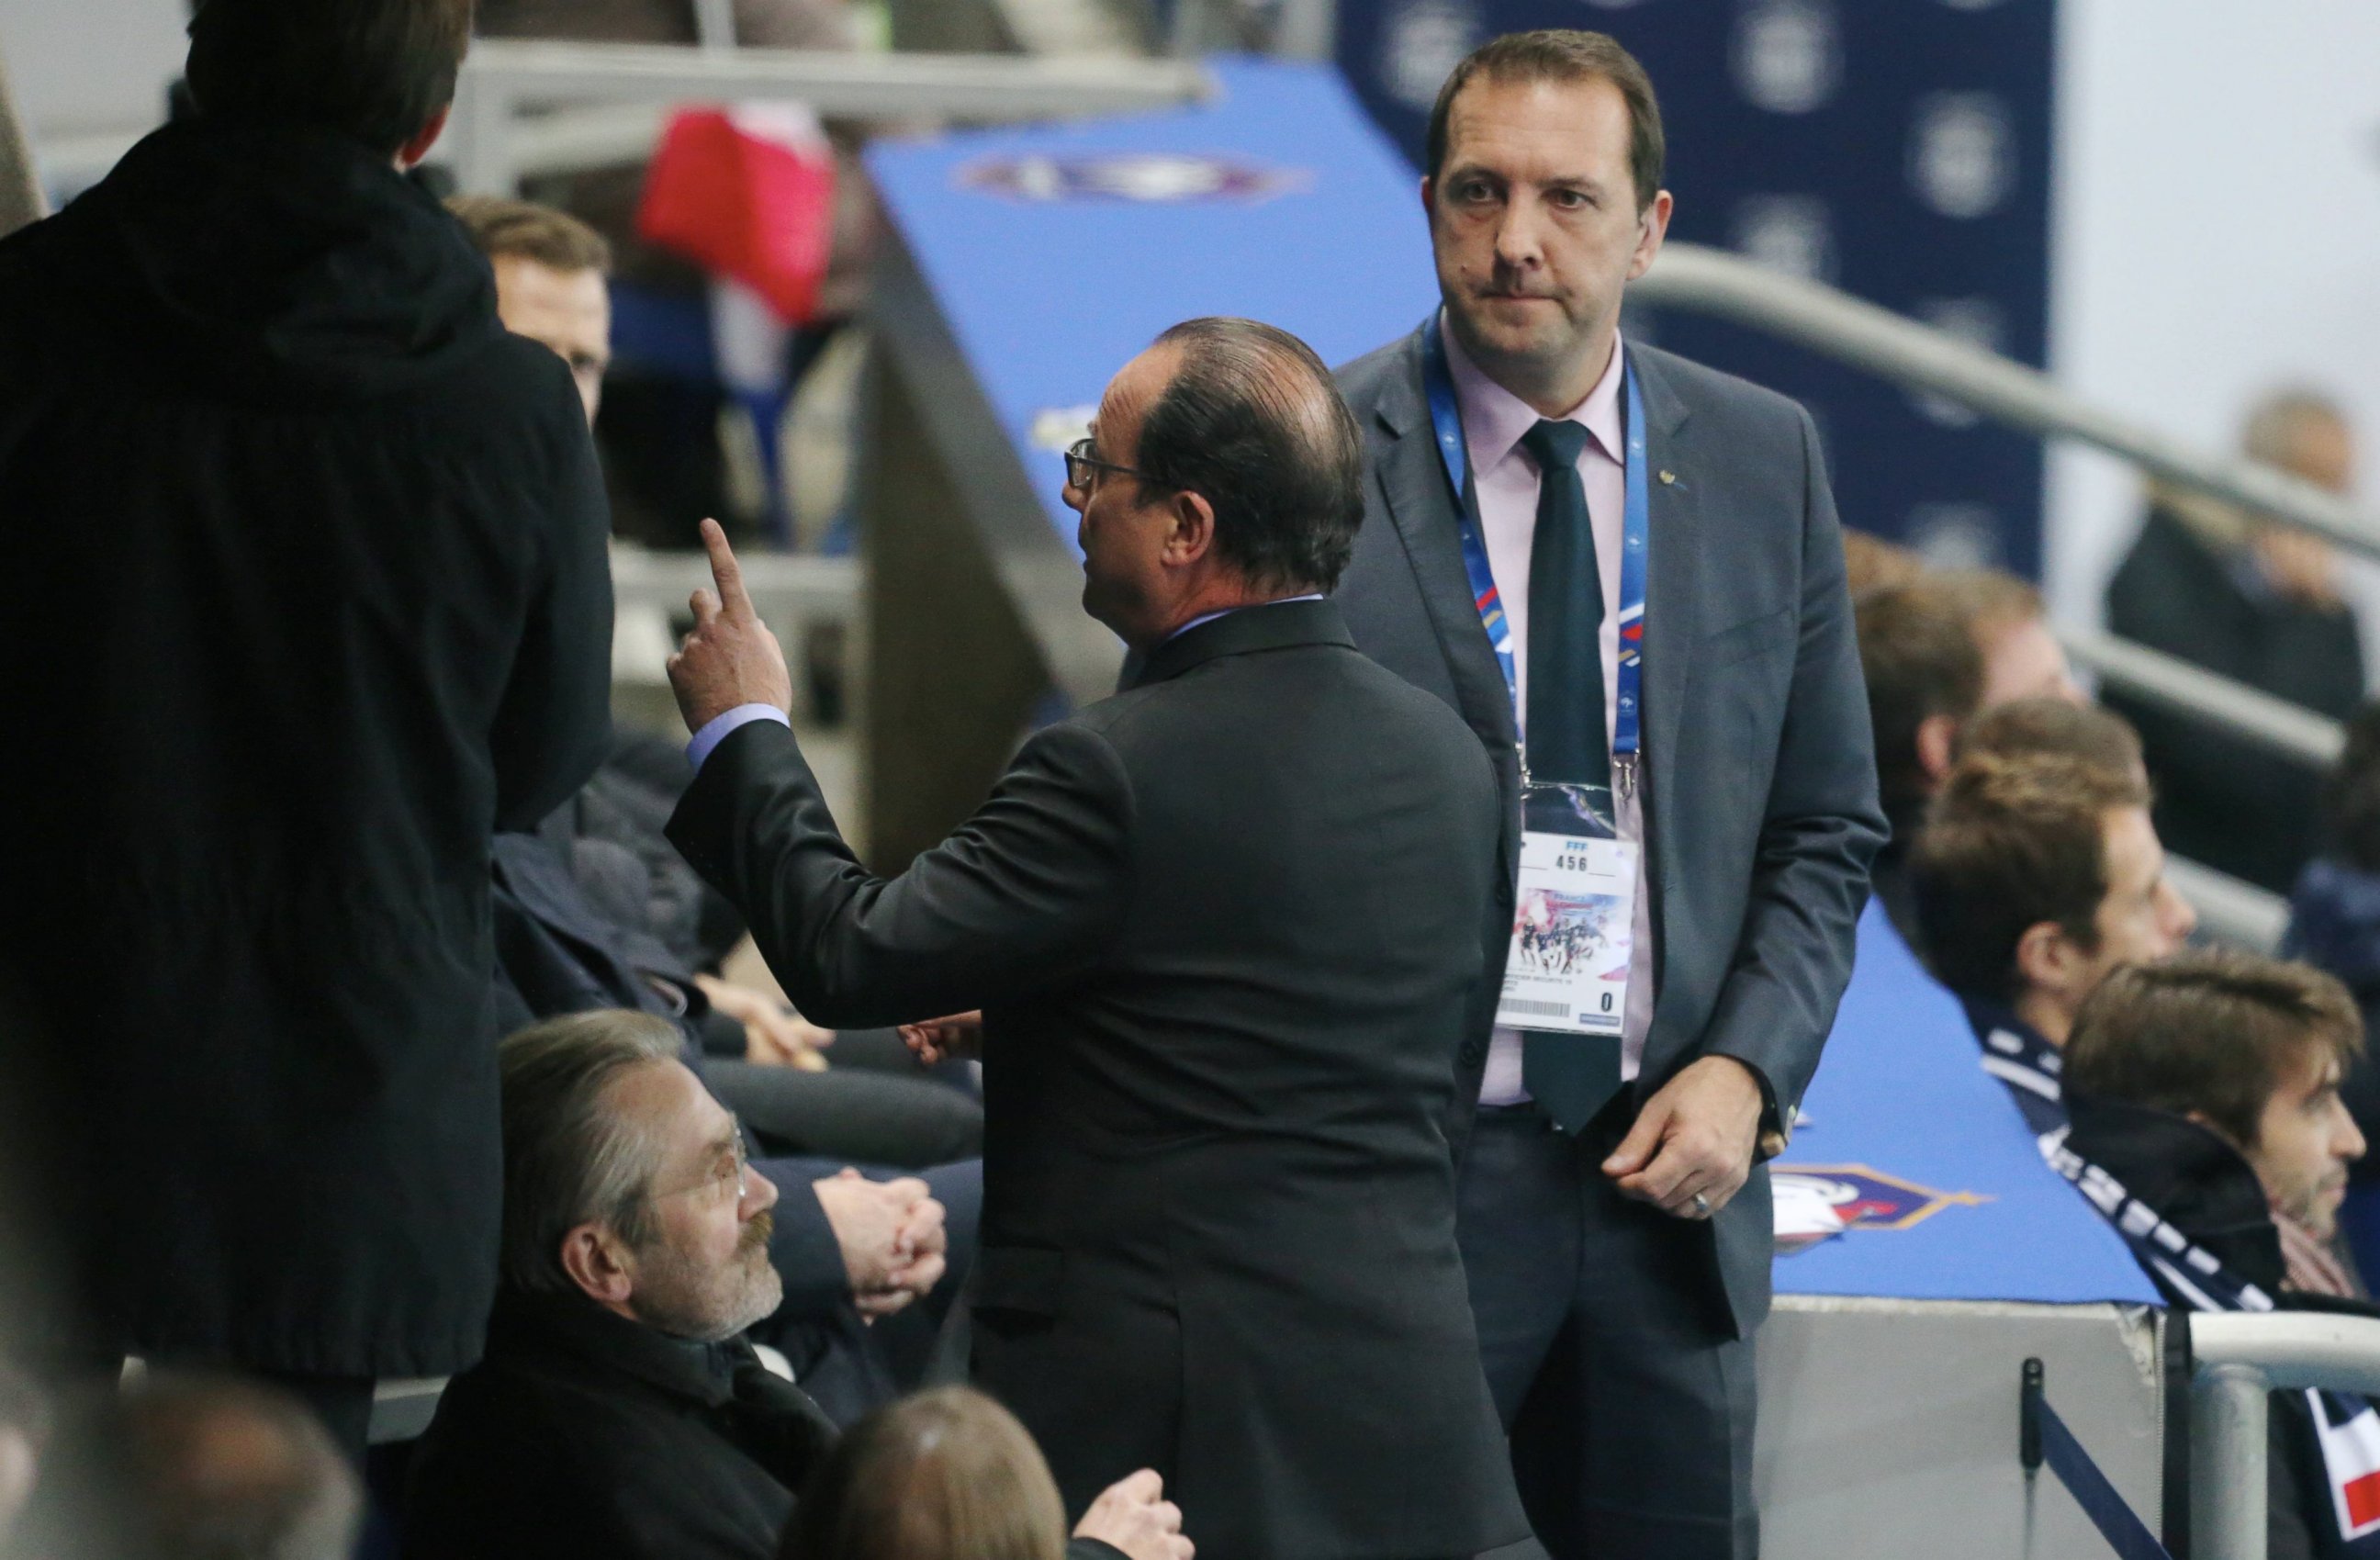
[1503,998,1572,1018]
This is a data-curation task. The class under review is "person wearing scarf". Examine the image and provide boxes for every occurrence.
[2060,951,2373,1560]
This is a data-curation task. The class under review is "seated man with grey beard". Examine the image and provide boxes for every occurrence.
[401,1012,1184,1560]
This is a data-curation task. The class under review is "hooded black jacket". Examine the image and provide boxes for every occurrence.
[0,118,612,1375]
[2066,1094,2377,1560]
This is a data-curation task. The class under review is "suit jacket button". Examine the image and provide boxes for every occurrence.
[1459,1041,1486,1067]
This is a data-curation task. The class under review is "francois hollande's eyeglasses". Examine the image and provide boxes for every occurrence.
[1063,436,1161,493]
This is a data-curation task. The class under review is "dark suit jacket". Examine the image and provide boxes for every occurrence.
[668,600,1527,1560]
[2107,504,2363,892]
[1333,326,1886,1336]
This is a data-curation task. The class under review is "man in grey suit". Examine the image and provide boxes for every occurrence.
[1334,30,1885,1559]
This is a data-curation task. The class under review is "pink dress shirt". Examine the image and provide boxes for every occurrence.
[1441,315,1657,1103]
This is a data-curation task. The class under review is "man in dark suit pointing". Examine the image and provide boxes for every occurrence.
[662,319,1526,1560]
[1333,30,1887,1559]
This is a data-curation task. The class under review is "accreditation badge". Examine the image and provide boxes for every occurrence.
[1499,786,1638,1037]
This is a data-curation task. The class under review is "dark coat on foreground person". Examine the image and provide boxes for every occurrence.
[2064,1093,2369,1560]
[0,118,613,1376]
[2106,503,2364,892]
[668,600,1531,1560]
[403,1289,1127,1560]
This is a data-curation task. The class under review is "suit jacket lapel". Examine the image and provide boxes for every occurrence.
[1373,329,1520,756]
[1633,347,1700,1016]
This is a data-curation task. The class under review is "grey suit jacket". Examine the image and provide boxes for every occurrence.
[1333,323,1887,1334]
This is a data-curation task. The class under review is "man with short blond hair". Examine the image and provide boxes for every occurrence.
[449,194,614,423]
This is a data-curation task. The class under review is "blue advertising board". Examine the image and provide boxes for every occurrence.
[1340,0,2056,578]
[868,58,1434,548]
[1778,901,2155,1305]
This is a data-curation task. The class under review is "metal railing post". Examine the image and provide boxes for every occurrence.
[2193,1362,2271,1560]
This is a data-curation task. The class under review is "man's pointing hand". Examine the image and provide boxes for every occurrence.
[667,517,794,735]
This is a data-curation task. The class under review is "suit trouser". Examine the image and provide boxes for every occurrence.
[699,1027,984,1170]
[1459,1104,1758,1560]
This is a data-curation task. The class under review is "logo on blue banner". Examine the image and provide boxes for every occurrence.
[1772,1163,1991,1255]
[956,154,1309,205]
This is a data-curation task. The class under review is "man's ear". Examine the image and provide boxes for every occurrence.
[559,1222,635,1307]
[1623,189,1674,282]
[1162,488,1218,567]
[2013,919,2080,1004]
[1914,713,1961,790]
[396,103,452,172]
[1420,174,1436,222]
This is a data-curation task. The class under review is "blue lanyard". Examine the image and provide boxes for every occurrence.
[1420,318,1646,790]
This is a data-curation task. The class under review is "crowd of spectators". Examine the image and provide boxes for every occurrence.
[1847,522,2380,1560]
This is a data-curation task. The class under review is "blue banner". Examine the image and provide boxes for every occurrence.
[1339,0,2056,578]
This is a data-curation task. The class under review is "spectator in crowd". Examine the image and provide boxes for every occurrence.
[0,0,613,1455]
[1856,579,1986,950]
[1953,695,2146,780]
[451,192,613,421]
[2060,953,2371,1559]
[23,1372,362,1560]
[2107,389,2365,892]
[451,192,984,1170]
[1935,567,2083,709]
[780,1387,1192,1560]
[1841,527,1924,597]
[1910,752,2196,1136]
[403,1013,1178,1560]
[2285,701,2380,1285]
[475,0,875,549]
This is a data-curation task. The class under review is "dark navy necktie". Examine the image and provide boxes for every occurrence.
[1516,416,1625,1133]
[1519,418,1607,792]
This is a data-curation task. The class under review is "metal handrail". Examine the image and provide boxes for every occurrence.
[446,39,1212,195]
[2161,857,2290,955]
[458,39,1212,114]
[2189,1312,2380,1560]
[1633,243,2380,562]
[2058,629,2346,769]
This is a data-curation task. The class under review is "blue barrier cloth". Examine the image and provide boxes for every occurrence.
[2037,1391,2173,1560]
[1779,903,2159,1304]
[865,58,1434,551]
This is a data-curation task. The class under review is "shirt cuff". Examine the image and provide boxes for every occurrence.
[686,703,790,773]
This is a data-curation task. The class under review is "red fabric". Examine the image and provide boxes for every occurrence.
[636,108,836,324]
[2345,1469,2380,1530]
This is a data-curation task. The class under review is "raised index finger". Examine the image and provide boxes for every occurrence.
[699,518,754,619]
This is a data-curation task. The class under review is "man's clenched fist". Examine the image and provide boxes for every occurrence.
[1074,1468,1193,1560]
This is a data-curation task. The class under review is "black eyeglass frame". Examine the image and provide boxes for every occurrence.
[1063,436,1164,493]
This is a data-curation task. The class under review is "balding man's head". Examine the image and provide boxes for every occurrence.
[2245,388,2354,496]
[1133,318,1364,594]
